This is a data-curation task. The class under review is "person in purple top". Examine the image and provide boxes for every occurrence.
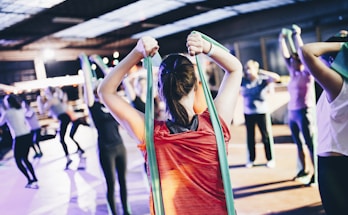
[279,24,316,185]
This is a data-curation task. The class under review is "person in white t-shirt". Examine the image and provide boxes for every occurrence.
[0,94,38,189]
[299,30,348,215]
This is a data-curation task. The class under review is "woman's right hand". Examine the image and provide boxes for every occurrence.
[135,36,159,58]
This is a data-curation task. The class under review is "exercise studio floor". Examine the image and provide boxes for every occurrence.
[0,124,325,215]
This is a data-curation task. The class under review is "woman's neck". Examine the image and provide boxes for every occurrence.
[178,90,196,122]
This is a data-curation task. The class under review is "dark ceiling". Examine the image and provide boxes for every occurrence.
[0,0,347,61]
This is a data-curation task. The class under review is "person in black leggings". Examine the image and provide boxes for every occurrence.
[22,99,44,158]
[279,25,316,184]
[241,60,280,168]
[37,87,85,168]
[299,31,348,215]
[0,94,38,188]
[80,58,131,215]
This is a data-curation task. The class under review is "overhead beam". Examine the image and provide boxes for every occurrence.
[0,48,116,61]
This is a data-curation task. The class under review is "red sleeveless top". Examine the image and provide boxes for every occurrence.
[139,110,231,215]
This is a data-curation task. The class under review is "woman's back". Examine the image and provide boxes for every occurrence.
[3,108,30,138]
[145,110,230,215]
[98,32,243,215]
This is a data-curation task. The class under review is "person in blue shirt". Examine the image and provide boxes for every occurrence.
[241,59,280,168]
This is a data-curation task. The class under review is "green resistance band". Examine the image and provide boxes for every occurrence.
[193,31,235,215]
[88,52,165,214]
[144,31,236,214]
[79,53,96,83]
[144,56,165,215]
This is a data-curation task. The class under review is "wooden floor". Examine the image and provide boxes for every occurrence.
[0,124,325,215]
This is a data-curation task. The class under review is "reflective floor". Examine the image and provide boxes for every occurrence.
[0,124,325,215]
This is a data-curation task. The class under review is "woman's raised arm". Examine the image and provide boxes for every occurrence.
[98,37,159,142]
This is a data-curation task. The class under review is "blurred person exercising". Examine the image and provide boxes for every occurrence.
[299,30,348,215]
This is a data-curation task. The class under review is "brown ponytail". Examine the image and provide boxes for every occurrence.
[158,54,197,126]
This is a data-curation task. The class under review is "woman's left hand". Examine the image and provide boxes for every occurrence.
[186,32,210,56]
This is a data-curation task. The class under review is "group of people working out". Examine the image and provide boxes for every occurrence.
[0,86,88,189]
[0,26,347,215]
[96,28,347,215]
[240,25,348,215]
[241,24,316,187]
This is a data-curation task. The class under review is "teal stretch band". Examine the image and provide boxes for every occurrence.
[144,31,236,214]
[193,31,235,215]
[87,53,165,214]
[79,53,96,82]
[144,57,165,215]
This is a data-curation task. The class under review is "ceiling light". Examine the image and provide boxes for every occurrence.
[132,0,297,39]
[176,0,204,2]
[133,24,186,39]
[132,8,237,39]
[100,0,184,22]
[0,0,67,30]
[54,18,128,38]
[229,0,295,13]
[52,17,84,24]
[0,13,30,31]
[53,0,187,39]
[102,57,109,65]
[141,23,161,28]
[113,51,120,58]
[42,48,55,61]
[18,0,67,9]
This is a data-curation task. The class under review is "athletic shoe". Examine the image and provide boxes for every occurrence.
[33,153,41,159]
[25,181,39,189]
[65,158,73,170]
[76,149,85,154]
[293,170,309,180]
[306,175,316,187]
[266,160,275,168]
[245,161,254,168]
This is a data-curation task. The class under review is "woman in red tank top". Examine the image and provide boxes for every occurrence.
[98,31,243,214]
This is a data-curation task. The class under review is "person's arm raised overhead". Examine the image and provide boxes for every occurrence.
[36,95,45,115]
[79,53,95,108]
[279,29,291,59]
[278,29,296,77]
[299,42,343,102]
[186,31,243,125]
[98,36,159,142]
[292,24,304,49]
[259,69,281,83]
